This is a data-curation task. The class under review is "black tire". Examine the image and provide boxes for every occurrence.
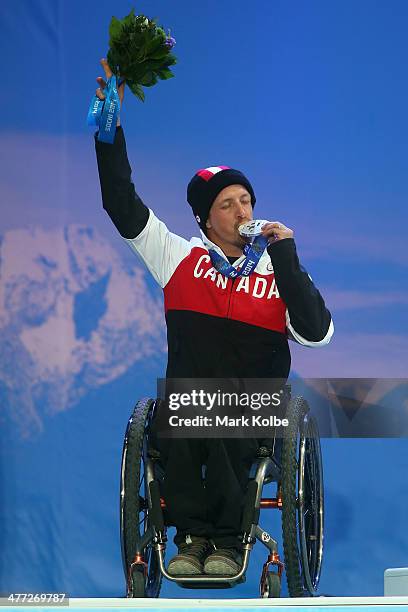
[129,568,146,597]
[281,397,324,597]
[261,572,281,598]
[299,415,324,594]
[120,398,162,598]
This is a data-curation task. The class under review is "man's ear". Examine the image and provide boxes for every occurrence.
[206,219,212,229]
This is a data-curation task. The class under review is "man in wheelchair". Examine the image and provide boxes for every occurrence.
[94,58,334,585]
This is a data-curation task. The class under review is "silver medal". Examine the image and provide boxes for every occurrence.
[238,219,269,238]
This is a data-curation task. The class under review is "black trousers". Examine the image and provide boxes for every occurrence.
[149,429,259,548]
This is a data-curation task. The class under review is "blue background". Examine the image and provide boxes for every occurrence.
[1,0,408,600]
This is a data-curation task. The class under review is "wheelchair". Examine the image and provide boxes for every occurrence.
[119,387,324,598]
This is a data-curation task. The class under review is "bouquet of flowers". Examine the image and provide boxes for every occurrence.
[106,8,177,102]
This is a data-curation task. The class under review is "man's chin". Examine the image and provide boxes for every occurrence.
[234,234,249,249]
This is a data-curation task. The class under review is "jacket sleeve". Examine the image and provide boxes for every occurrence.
[94,126,192,288]
[94,126,149,239]
[267,238,334,346]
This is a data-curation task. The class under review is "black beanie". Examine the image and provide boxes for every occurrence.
[187,165,256,231]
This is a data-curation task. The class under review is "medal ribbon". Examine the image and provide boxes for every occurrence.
[209,234,269,279]
[87,76,123,144]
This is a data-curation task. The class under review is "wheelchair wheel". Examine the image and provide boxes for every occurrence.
[261,572,281,598]
[281,397,324,597]
[120,398,162,598]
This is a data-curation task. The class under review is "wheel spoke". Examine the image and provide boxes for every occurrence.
[297,505,309,526]
[139,472,145,493]
[138,516,146,527]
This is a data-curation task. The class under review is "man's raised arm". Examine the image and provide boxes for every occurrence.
[95,126,149,239]
[93,58,149,239]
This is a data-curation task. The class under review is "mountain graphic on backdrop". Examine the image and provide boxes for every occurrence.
[0,225,166,438]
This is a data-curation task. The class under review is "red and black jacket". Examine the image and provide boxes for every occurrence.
[95,127,334,380]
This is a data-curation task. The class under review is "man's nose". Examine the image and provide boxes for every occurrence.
[236,203,247,217]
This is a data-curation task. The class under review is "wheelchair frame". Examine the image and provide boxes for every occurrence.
[119,390,324,598]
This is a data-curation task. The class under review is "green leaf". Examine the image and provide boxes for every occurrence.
[145,35,165,55]
[109,16,122,40]
[149,46,168,60]
[128,81,145,102]
[140,59,165,72]
[121,7,136,28]
[159,57,177,71]
[143,75,159,87]
[139,71,155,85]
[157,69,174,80]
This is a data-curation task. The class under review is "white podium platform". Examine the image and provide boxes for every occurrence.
[66,597,408,609]
[2,597,408,611]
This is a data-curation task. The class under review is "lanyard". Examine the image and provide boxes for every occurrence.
[209,234,269,279]
[87,76,122,144]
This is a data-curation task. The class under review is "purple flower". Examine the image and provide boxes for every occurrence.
[165,36,176,49]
